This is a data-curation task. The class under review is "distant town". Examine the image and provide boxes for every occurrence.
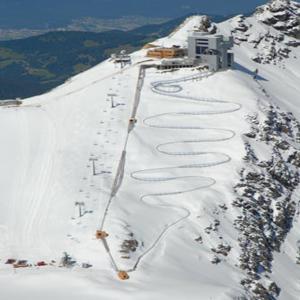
[0,16,170,41]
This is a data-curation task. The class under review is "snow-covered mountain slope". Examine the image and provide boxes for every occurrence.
[156,15,217,47]
[219,0,300,118]
[256,0,300,38]
[0,1,300,300]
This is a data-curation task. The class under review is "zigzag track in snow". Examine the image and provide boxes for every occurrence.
[123,72,241,272]
[99,69,241,275]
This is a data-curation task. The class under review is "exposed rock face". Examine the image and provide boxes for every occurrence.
[226,0,300,65]
[231,15,249,33]
[230,15,250,45]
[230,14,295,64]
[119,231,141,260]
[234,103,300,299]
[194,15,217,34]
[255,0,300,38]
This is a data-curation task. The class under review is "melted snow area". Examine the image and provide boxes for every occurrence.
[1,2,300,299]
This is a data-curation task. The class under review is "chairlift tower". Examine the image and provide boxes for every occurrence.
[75,201,85,217]
[89,157,98,175]
[107,93,118,108]
[120,50,126,69]
[111,49,131,68]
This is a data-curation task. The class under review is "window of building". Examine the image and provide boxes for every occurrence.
[196,46,208,55]
[219,56,222,69]
[208,49,218,55]
[227,52,233,66]
[196,39,209,47]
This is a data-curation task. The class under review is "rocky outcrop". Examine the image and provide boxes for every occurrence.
[227,0,300,65]
[119,232,140,259]
[256,0,300,38]
[194,15,217,34]
[234,105,300,299]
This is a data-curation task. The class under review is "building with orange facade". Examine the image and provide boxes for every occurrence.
[147,47,186,59]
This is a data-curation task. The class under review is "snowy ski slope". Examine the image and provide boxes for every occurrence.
[1,2,300,299]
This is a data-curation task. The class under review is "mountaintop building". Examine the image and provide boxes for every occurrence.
[187,32,234,71]
[146,32,234,72]
[147,47,186,59]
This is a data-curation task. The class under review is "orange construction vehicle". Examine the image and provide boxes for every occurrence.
[118,271,130,280]
[95,230,109,240]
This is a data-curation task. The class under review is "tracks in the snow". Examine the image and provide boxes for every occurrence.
[99,67,241,276]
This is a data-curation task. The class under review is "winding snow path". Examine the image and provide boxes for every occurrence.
[99,67,241,275]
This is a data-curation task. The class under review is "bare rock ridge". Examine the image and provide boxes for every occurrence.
[227,0,300,65]
[214,3,300,297]
[256,0,300,38]
[235,103,300,299]
[196,15,217,34]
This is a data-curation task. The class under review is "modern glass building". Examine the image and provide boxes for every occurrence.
[188,32,234,71]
